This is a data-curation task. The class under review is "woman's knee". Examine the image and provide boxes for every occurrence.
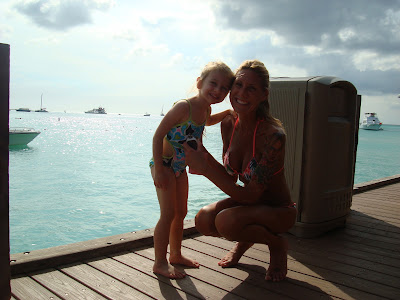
[195,206,216,235]
[215,209,237,240]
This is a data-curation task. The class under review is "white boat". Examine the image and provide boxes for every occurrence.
[85,107,107,114]
[144,112,150,116]
[360,112,382,130]
[35,93,48,112]
[9,127,40,146]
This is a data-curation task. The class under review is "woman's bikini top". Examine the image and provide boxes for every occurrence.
[223,118,283,182]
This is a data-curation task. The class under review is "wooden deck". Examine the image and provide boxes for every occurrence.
[10,176,400,300]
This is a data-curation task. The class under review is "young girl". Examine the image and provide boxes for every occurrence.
[150,61,235,279]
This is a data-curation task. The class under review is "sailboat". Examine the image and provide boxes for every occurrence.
[35,93,48,112]
[160,105,164,116]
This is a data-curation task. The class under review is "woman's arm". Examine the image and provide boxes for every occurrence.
[184,124,287,204]
[184,142,264,204]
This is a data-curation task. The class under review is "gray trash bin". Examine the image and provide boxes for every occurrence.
[269,76,360,238]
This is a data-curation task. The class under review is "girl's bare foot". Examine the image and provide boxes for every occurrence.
[153,261,186,279]
[265,237,288,282]
[218,242,253,268]
[169,254,200,268]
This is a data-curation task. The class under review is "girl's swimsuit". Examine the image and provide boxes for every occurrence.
[149,100,206,177]
[223,118,284,181]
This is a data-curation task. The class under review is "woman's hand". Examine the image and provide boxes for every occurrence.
[183,140,209,175]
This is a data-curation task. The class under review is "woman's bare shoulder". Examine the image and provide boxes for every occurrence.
[221,114,236,134]
[257,122,286,144]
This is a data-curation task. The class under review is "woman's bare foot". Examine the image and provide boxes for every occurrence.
[169,254,200,268]
[265,237,288,282]
[153,260,186,279]
[218,242,253,268]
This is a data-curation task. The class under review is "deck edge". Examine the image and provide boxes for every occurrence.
[10,219,197,276]
[353,174,400,194]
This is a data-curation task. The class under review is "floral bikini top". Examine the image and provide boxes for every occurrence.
[223,118,283,182]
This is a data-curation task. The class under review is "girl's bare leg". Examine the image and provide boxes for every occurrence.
[169,171,200,268]
[151,167,186,279]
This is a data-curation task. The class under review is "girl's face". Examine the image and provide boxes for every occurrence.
[197,70,232,105]
[230,69,268,115]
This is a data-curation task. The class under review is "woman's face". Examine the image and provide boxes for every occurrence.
[230,69,268,115]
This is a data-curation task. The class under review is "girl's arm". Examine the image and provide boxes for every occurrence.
[152,101,188,189]
[206,109,236,126]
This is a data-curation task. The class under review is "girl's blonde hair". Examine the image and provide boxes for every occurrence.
[188,61,235,97]
[236,60,282,128]
[199,61,235,85]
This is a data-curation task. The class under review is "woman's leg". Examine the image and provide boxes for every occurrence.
[195,197,239,236]
[168,172,200,268]
[195,198,254,267]
[151,167,186,279]
[215,205,297,281]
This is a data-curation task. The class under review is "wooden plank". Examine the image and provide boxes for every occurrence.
[351,205,400,219]
[31,268,108,299]
[115,249,262,299]
[192,235,398,300]
[286,231,400,269]
[11,275,61,299]
[346,214,400,234]
[87,255,201,300]
[59,263,153,300]
[332,233,400,259]
[284,235,400,282]
[353,196,400,207]
[350,205,400,220]
[180,239,344,300]
[186,237,368,299]
[343,228,400,249]
[349,210,400,227]
[345,222,400,240]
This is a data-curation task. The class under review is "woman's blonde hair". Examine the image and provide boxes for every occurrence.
[236,60,282,127]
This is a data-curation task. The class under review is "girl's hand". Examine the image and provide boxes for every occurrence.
[183,140,209,175]
[153,166,170,190]
[229,109,238,119]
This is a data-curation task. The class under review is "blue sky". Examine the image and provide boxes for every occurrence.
[1,0,399,124]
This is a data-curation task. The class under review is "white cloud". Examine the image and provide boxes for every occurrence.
[13,0,115,30]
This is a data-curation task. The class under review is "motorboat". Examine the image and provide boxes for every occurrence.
[85,107,107,114]
[360,113,382,130]
[144,112,150,116]
[9,127,40,146]
[16,108,31,112]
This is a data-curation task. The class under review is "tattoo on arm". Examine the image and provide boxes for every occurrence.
[254,131,285,186]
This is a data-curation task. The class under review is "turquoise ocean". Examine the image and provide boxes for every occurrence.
[9,111,400,254]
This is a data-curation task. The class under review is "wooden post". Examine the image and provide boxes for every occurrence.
[0,43,11,299]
